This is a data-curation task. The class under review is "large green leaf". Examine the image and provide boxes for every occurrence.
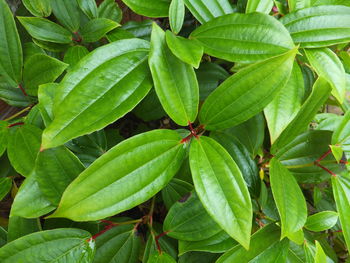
[163,192,223,241]
[0,0,23,85]
[80,18,119,43]
[51,0,80,32]
[22,0,51,17]
[189,136,252,249]
[23,53,67,96]
[122,0,171,17]
[0,228,94,262]
[17,17,72,44]
[332,171,350,250]
[270,158,307,239]
[216,224,281,262]
[35,146,85,205]
[42,39,152,149]
[264,62,304,143]
[94,224,141,263]
[190,12,295,63]
[169,0,185,34]
[332,110,350,145]
[280,5,350,48]
[49,129,186,221]
[305,48,346,103]
[77,0,98,19]
[7,124,42,177]
[149,23,199,126]
[305,211,338,232]
[271,77,332,153]
[11,172,55,218]
[183,0,233,24]
[199,48,297,130]
[246,0,273,14]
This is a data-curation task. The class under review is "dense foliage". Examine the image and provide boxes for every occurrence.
[0,0,350,262]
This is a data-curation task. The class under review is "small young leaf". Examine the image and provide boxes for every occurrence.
[270,158,307,240]
[22,0,51,17]
[80,18,119,43]
[122,0,171,17]
[189,136,252,249]
[330,145,343,163]
[169,0,185,34]
[305,211,338,232]
[51,0,80,32]
[149,23,199,126]
[17,17,72,44]
[77,0,98,19]
[246,0,273,14]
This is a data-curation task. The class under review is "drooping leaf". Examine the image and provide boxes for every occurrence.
[280,5,350,48]
[270,158,307,239]
[332,110,350,145]
[216,224,281,262]
[7,124,42,177]
[169,0,185,34]
[23,53,67,96]
[80,18,119,43]
[94,224,141,263]
[246,0,273,14]
[165,31,203,69]
[51,0,80,32]
[161,178,193,209]
[190,12,295,63]
[42,39,152,149]
[148,252,176,263]
[49,129,186,221]
[163,192,223,241]
[0,177,11,201]
[183,0,233,24]
[77,0,98,19]
[264,61,304,143]
[63,45,89,71]
[331,171,350,250]
[305,48,346,103]
[11,172,55,218]
[189,136,252,249]
[98,0,122,23]
[22,0,51,17]
[305,211,338,232]
[17,17,72,44]
[121,0,171,17]
[0,0,23,85]
[149,23,199,126]
[0,121,8,157]
[271,77,332,154]
[0,228,94,263]
[199,48,297,131]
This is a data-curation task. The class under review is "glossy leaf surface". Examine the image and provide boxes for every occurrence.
[122,0,171,17]
[305,211,338,232]
[169,0,185,34]
[246,0,273,14]
[80,18,119,43]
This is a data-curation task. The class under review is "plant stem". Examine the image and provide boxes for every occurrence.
[4,106,32,122]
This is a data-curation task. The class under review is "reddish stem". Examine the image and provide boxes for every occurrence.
[155,231,170,253]
[316,148,332,163]
[87,224,114,242]
[18,84,27,96]
[314,162,337,177]
[7,122,24,128]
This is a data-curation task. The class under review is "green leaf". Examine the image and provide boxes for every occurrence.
[122,20,153,40]
[38,83,57,126]
[0,227,6,248]
[0,121,8,157]
[271,77,332,154]
[264,61,304,143]
[7,124,42,177]
[189,136,252,249]
[11,172,55,218]
[0,177,11,201]
[0,79,30,107]
[23,53,67,96]
[51,0,80,32]
[80,18,119,43]
[332,171,350,251]
[314,241,327,263]
[332,110,350,145]
[165,31,203,69]
[289,0,311,11]
[179,231,237,255]
[63,45,89,71]
[246,0,273,14]
[311,0,350,6]
[163,192,223,241]
[330,144,343,163]
[17,17,72,44]
[35,146,84,205]
[305,211,338,232]
[32,38,70,52]
[98,0,122,23]
[216,224,281,262]
[161,178,193,209]
[148,252,176,263]
[122,0,171,17]
[7,216,40,242]
[190,12,295,63]
[169,0,185,34]
[210,131,260,197]
[305,48,346,103]
[179,251,220,263]
[183,0,233,24]
[280,5,350,48]
[42,39,152,149]
[0,0,23,85]
[133,89,166,122]
[22,0,51,17]
[49,129,186,221]
[94,224,141,263]
[77,0,98,19]
[0,228,94,263]
[149,23,199,126]
[199,48,297,131]
[270,158,307,239]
